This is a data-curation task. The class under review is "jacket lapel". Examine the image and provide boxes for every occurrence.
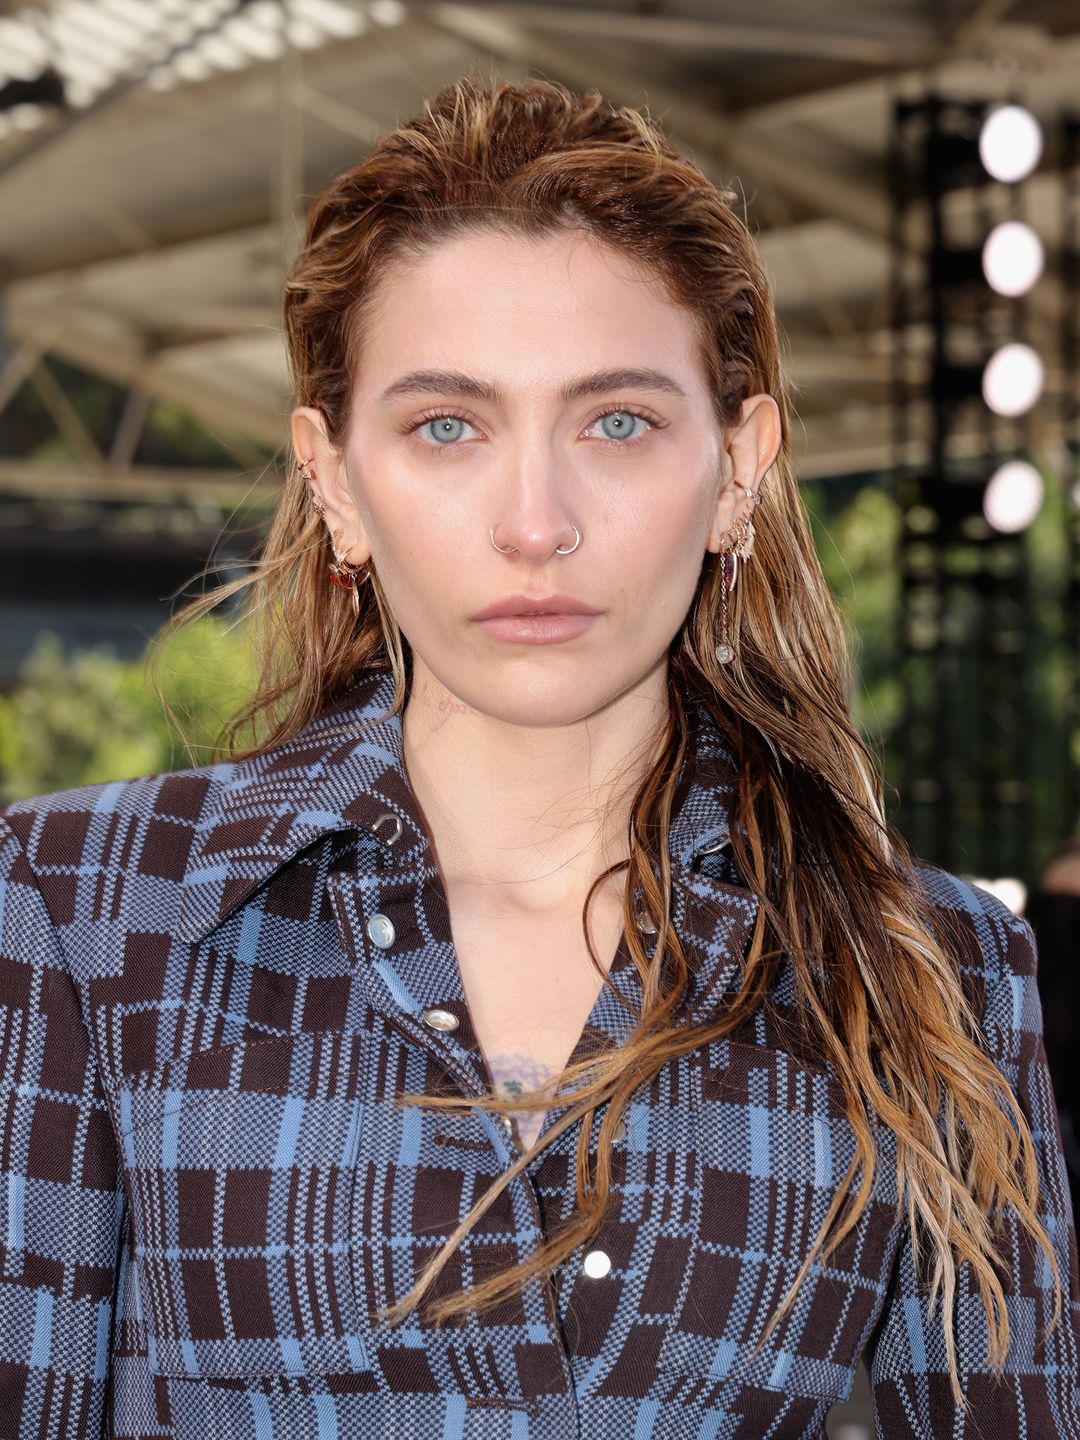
[175,670,430,944]
[175,672,761,1077]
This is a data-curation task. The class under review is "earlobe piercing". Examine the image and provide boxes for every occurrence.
[713,465,764,664]
[328,534,369,618]
[297,457,369,617]
[715,512,755,665]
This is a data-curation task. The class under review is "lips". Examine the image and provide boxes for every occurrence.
[472,593,601,621]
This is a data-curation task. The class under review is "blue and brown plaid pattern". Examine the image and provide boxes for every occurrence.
[0,666,1077,1438]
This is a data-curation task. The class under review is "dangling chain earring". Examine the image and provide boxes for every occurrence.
[297,458,369,618]
[716,482,763,665]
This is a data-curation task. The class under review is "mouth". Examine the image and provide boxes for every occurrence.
[472,593,602,621]
[471,592,603,644]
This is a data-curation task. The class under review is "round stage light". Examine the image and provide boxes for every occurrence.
[978,105,1043,183]
[982,221,1044,297]
[983,460,1043,532]
[981,343,1044,416]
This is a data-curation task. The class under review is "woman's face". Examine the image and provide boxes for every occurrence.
[295,226,779,728]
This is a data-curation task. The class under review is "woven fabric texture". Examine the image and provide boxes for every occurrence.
[0,666,1077,1438]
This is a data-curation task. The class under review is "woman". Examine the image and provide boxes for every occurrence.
[0,74,1076,1440]
[1025,838,1080,1232]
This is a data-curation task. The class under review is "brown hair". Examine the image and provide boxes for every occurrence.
[154,71,1061,1404]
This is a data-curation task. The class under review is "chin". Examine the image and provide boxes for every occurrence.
[437,666,616,729]
[483,689,603,729]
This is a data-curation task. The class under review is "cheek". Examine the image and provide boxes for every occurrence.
[362,469,457,563]
[610,489,710,595]
[362,487,478,641]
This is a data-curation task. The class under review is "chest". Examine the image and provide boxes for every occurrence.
[92,840,903,1428]
[446,890,627,1149]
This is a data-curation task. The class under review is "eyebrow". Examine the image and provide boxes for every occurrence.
[378,367,690,406]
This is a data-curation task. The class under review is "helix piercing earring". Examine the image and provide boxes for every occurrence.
[297,458,325,513]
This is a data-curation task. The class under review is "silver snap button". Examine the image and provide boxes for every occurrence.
[366,913,396,949]
[583,1249,611,1279]
[422,1007,459,1033]
[372,813,403,846]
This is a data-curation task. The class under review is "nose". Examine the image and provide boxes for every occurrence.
[489,452,581,560]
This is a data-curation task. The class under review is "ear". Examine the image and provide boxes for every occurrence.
[705,393,782,554]
[290,406,371,565]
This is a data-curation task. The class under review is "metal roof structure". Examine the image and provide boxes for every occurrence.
[1,0,1078,510]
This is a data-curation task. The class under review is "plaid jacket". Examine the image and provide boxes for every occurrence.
[0,667,1077,1440]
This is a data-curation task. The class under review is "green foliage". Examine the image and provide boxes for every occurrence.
[803,481,902,748]
[0,616,258,804]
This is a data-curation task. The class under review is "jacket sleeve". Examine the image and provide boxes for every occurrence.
[0,815,125,1438]
[867,882,1080,1436]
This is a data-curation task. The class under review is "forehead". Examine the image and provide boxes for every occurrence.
[357,226,709,400]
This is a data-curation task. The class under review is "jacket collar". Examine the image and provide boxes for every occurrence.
[175,667,745,947]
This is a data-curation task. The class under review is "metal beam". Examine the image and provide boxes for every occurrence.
[939,0,1023,50]
[0,456,277,507]
[469,4,926,66]
[108,385,152,468]
[28,356,104,464]
[5,304,283,453]
[0,332,52,417]
[0,0,258,184]
[416,3,895,243]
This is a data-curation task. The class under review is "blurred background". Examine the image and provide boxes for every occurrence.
[1,5,1079,1430]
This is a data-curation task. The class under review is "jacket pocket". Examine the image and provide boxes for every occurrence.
[657,1323,855,1403]
[115,1030,373,1379]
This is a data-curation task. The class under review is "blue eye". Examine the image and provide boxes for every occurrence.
[406,404,661,452]
[420,415,475,445]
[587,410,649,443]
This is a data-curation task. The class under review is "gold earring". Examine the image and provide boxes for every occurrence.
[328,530,369,618]
[716,512,755,665]
[298,459,326,514]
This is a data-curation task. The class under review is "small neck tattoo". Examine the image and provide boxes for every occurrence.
[489,1052,554,1138]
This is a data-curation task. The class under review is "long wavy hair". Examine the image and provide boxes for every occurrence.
[153,72,1062,1405]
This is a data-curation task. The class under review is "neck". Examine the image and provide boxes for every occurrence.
[400,656,669,914]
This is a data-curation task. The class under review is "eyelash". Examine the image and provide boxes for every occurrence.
[402,403,666,453]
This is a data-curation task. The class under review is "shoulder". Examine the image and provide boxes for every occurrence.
[2,763,231,842]
[908,858,1035,976]
[906,858,1039,1065]
[0,762,235,927]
